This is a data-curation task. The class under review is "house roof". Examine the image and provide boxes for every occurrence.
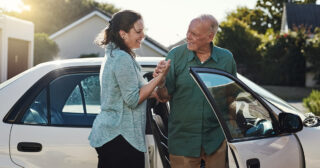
[168,38,186,51]
[285,3,320,32]
[49,9,168,56]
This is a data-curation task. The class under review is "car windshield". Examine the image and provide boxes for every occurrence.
[237,74,304,117]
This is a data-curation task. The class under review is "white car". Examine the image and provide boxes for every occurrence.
[0,57,319,168]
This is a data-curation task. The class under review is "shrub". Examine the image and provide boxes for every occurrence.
[303,90,320,116]
[215,18,262,81]
[34,33,59,65]
[257,28,307,86]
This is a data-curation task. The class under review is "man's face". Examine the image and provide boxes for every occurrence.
[186,19,213,52]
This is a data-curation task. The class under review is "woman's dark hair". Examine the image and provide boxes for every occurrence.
[96,10,142,57]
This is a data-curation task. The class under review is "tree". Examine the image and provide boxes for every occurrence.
[5,0,119,34]
[34,33,59,65]
[256,0,316,32]
[226,7,269,34]
[258,28,308,86]
[215,18,262,80]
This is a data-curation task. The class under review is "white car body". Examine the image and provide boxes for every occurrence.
[0,57,164,168]
[0,57,319,168]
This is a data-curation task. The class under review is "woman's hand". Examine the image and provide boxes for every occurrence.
[153,60,170,78]
[153,60,170,88]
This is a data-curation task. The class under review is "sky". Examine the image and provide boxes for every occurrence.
[96,0,257,46]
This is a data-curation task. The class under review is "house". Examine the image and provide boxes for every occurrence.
[0,15,34,83]
[281,3,320,87]
[281,3,320,33]
[49,9,168,59]
[168,38,186,51]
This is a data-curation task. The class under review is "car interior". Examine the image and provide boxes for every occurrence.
[22,73,98,127]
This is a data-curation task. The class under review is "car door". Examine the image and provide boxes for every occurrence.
[189,67,304,168]
[7,67,100,168]
[5,66,159,168]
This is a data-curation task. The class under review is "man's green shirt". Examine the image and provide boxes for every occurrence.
[165,43,237,157]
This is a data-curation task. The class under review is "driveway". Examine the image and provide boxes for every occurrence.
[289,102,307,113]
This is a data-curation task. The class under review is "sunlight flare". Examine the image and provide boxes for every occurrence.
[0,0,30,13]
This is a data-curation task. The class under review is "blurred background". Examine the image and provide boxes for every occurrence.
[0,0,319,114]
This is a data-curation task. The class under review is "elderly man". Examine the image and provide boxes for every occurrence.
[154,14,237,168]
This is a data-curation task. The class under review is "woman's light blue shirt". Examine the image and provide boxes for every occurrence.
[88,43,147,152]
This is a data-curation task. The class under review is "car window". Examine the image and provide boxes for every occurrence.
[63,85,84,113]
[81,75,101,114]
[237,74,303,116]
[21,73,100,127]
[198,73,276,140]
[21,88,48,124]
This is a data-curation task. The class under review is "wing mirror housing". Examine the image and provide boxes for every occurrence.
[279,113,303,133]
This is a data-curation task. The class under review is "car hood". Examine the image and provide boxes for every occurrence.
[296,126,320,167]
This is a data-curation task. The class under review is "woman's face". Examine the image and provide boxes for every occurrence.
[123,19,145,49]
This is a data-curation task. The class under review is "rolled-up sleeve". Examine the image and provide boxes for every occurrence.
[114,53,140,109]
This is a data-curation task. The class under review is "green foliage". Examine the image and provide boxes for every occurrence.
[5,0,119,34]
[256,0,316,32]
[226,7,269,34]
[304,28,320,84]
[34,33,59,65]
[79,53,100,58]
[258,28,308,86]
[303,90,320,116]
[216,18,262,80]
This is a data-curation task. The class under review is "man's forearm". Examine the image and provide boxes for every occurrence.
[157,86,170,101]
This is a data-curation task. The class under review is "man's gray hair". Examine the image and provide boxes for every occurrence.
[196,14,219,35]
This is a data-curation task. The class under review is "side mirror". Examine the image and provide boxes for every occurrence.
[279,113,303,133]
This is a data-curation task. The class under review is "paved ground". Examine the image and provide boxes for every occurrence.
[289,102,307,112]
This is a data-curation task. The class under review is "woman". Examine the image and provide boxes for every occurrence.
[89,10,170,168]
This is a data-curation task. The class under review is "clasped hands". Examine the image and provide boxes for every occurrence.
[152,60,171,102]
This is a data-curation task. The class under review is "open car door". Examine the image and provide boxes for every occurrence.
[189,67,304,168]
[144,72,171,168]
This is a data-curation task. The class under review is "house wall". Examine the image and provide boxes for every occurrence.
[0,28,3,80]
[0,15,34,83]
[306,62,319,87]
[306,72,317,87]
[53,15,106,59]
[52,14,164,59]
[135,43,164,57]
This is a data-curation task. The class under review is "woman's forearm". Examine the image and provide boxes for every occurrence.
[138,74,164,104]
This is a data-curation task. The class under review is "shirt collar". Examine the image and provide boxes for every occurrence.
[187,42,218,62]
[106,42,118,51]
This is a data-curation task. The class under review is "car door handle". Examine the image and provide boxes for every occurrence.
[17,142,42,152]
[246,158,260,168]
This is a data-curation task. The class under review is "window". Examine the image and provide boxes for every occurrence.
[198,73,275,139]
[63,85,84,113]
[21,73,100,127]
[81,75,101,114]
[21,89,48,124]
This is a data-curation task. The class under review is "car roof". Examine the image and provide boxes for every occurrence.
[0,57,165,90]
[34,56,164,68]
